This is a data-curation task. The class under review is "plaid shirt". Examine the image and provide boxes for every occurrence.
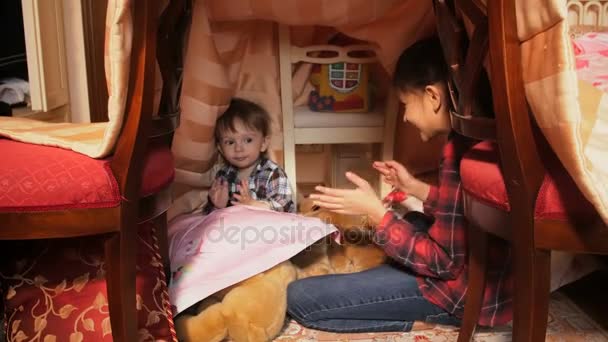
[203,158,295,214]
[374,133,513,327]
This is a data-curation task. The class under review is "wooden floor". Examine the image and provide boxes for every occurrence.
[561,267,608,331]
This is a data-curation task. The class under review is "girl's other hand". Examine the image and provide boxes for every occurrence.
[310,172,387,226]
[373,160,415,193]
[209,177,229,208]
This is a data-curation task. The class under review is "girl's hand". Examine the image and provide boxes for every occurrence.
[373,161,430,201]
[310,172,387,226]
[231,179,271,209]
[209,177,229,208]
[373,160,415,193]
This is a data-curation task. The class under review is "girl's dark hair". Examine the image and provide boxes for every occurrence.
[393,37,449,91]
[215,98,272,143]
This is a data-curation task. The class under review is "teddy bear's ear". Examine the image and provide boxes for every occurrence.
[298,196,321,215]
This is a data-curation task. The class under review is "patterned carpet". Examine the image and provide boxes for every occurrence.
[273,292,608,341]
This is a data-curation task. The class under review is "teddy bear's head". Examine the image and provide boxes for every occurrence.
[298,197,370,231]
[297,196,386,275]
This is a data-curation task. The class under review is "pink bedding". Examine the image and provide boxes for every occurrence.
[573,32,608,92]
[167,205,338,315]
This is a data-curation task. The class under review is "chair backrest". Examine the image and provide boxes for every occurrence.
[485,0,545,225]
[109,0,157,202]
[433,0,496,140]
[433,0,545,235]
[109,0,191,203]
[156,0,191,131]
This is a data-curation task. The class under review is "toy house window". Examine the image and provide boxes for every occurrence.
[329,63,361,93]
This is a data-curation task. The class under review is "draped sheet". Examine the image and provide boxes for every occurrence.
[168,0,436,218]
[516,0,608,224]
[0,0,604,225]
[0,0,131,159]
[167,205,339,315]
[170,0,608,225]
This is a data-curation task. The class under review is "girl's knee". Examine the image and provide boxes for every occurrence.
[287,279,319,321]
[287,280,308,306]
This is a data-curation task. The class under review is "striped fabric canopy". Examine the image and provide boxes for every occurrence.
[171,0,608,225]
[0,0,605,225]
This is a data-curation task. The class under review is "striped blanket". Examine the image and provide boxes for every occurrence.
[0,0,131,158]
[169,0,608,224]
[517,0,608,224]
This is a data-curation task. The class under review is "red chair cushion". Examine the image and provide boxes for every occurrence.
[0,139,174,212]
[460,141,597,221]
[0,139,120,212]
[0,222,177,341]
[140,142,175,197]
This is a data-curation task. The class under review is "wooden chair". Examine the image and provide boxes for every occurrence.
[0,0,191,340]
[432,0,608,341]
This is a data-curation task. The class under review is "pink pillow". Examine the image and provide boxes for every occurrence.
[167,205,338,314]
[573,32,608,92]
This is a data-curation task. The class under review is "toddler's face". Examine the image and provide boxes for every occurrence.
[398,84,451,142]
[218,118,269,170]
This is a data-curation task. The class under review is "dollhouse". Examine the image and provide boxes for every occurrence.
[278,25,399,201]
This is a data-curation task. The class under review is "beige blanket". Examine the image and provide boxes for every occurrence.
[170,0,608,224]
[167,0,436,217]
[518,2,608,224]
[0,0,131,158]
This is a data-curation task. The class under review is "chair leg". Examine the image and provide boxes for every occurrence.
[458,224,489,342]
[531,250,551,342]
[104,212,137,342]
[512,235,536,342]
[154,212,171,283]
[512,247,552,342]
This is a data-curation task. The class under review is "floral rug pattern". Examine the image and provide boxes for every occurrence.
[273,292,608,342]
[0,223,176,342]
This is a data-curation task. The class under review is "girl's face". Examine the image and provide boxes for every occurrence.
[398,84,452,142]
[218,118,270,170]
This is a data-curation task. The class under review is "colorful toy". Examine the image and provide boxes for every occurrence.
[383,189,408,204]
[308,60,373,113]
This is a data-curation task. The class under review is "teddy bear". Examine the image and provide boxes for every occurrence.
[290,198,386,279]
[174,198,388,342]
[174,260,297,342]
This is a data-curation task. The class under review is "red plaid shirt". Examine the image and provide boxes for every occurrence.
[374,133,513,327]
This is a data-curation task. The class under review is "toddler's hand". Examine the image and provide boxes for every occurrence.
[209,177,229,208]
[373,160,416,193]
[231,179,270,209]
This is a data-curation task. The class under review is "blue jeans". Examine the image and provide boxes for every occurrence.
[287,264,461,332]
[287,211,462,333]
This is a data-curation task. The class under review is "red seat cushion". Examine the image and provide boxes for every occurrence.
[0,139,174,212]
[140,142,175,197]
[460,141,597,221]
